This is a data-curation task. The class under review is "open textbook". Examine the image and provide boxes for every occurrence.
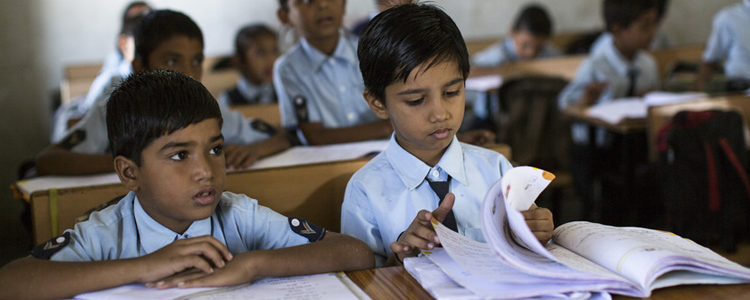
[414,166,750,299]
[74,272,370,300]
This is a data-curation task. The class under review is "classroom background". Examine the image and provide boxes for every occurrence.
[0,0,738,266]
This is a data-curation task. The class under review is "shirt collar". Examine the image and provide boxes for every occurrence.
[385,133,466,190]
[133,195,212,254]
[602,36,641,76]
[300,32,358,71]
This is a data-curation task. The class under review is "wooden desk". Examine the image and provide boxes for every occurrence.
[471,55,586,82]
[345,266,750,300]
[230,103,281,128]
[650,44,705,78]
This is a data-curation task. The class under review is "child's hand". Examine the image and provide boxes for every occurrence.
[390,193,455,263]
[224,144,260,170]
[456,130,496,146]
[152,252,260,289]
[136,236,233,288]
[521,205,554,245]
[580,81,607,107]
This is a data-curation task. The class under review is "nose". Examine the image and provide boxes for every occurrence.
[192,153,214,182]
[428,97,450,123]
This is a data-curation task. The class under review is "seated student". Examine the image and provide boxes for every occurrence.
[340,3,554,267]
[350,0,412,36]
[590,0,670,55]
[471,3,560,68]
[275,0,494,146]
[696,0,750,91]
[51,2,151,142]
[218,24,279,106]
[37,10,290,176]
[0,70,374,299]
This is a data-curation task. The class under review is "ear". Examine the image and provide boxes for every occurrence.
[114,156,141,192]
[277,8,290,25]
[132,57,145,73]
[363,90,389,120]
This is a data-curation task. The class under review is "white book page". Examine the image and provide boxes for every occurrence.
[464,75,503,92]
[553,222,750,290]
[586,99,646,124]
[248,140,388,170]
[74,284,237,300]
[193,273,368,300]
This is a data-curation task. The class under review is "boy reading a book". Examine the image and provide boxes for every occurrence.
[37,10,289,175]
[0,70,374,299]
[340,3,554,267]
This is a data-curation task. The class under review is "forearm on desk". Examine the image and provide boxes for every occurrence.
[299,120,392,145]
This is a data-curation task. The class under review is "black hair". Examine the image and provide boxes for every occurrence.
[358,3,470,102]
[133,9,204,68]
[655,0,669,22]
[603,0,657,32]
[120,1,150,35]
[278,0,289,11]
[107,70,222,166]
[512,4,553,37]
[234,24,277,62]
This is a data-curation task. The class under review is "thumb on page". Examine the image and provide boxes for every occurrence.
[432,193,455,223]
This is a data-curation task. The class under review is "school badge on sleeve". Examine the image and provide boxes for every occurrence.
[31,232,71,259]
[288,217,326,242]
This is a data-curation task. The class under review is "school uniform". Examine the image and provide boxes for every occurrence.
[217,76,276,107]
[703,0,750,80]
[470,37,560,68]
[59,96,273,154]
[33,191,323,261]
[341,134,513,266]
[273,32,380,144]
[51,59,131,143]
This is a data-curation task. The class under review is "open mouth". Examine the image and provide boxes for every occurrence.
[193,189,216,205]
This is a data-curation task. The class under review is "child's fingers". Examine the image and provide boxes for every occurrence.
[390,241,413,254]
[401,227,439,250]
[155,270,208,289]
[432,193,455,223]
[521,207,553,221]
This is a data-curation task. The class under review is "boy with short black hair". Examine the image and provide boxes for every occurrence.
[0,70,374,299]
[219,24,279,106]
[38,9,290,175]
[341,3,554,267]
[471,3,560,68]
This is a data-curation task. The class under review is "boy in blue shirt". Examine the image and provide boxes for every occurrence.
[471,4,560,68]
[340,3,554,267]
[274,0,493,146]
[0,70,374,299]
[697,0,750,91]
[218,24,279,106]
[37,10,290,175]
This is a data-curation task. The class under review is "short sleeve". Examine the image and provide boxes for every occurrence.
[274,58,310,131]
[234,195,309,250]
[60,102,110,154]
[219,102,270,145]
[557,58,598,109]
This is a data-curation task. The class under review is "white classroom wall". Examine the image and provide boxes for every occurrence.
[0,0,739,209]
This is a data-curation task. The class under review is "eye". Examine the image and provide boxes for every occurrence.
[166,58,177,67]
[210,144,224,155]
[405,98,424,106]
[169,151,188,161]
[444,89,461,97]
[193,56,204,66]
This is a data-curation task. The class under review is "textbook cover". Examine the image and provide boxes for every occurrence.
[415,166,750,299]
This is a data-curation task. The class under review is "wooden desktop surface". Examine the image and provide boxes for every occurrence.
[345,266,750,300]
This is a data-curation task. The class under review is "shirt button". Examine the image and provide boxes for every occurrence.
[431,170,440,179]
[347,112,355,121]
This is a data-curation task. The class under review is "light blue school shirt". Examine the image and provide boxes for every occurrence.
[557,36,660,109]
[50,191,308,261]
[217,76,276,106]
[470,37,560,68]
[341,134,513,266]
[62,95,271,154]
[273,33,379,144]
[703,0,750,80]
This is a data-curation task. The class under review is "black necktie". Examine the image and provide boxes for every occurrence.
[428,176,457,232]
[626,68,639,97]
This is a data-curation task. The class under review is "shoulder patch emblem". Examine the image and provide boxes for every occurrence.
[288,217,326,242]
[31,232,71,260]
[293,96,309,123]
[59,130,86,149]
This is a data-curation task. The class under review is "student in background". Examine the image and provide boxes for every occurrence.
[696,0,750,91]
[471,4,560,68]
[275,0,494,146]
[350,0,412,36]
[51,2,151,142]
[218,24,279,106]
[0,70,374,299]
[37,10,290,176]
[590,0,670,55]
[341,3,554,267]
[557,0,660,224]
